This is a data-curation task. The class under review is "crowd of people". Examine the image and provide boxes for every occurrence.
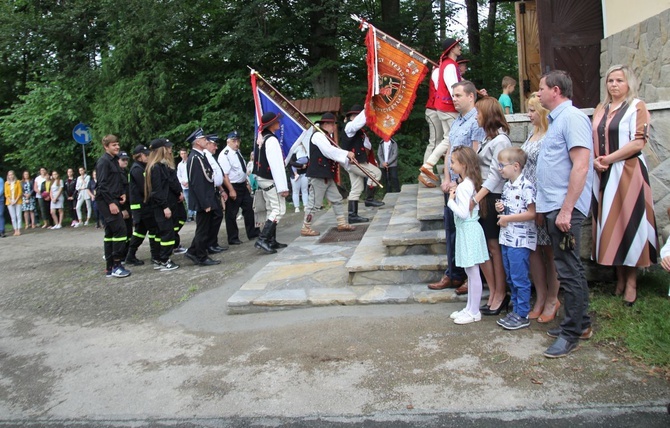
[2,35,669,360]
[422,36,665,359]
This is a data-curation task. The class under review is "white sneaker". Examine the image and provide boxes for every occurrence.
[295,207,300,213]
[53,224,62,230]
[449,308,467,320]
[454,311,482,325]
[84,220,89,226]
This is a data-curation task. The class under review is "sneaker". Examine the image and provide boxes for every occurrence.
[74,222,81,228]
[160,259,179,271]
[449,308,467,320]
[84,221,89,226]
[453,311,481,325]
[500,313,530,330]
[173,246,187,255]
[111,265,131,278]
[295,207,300,213]
[152,259,163,270]
[547,326,593,340]
[53,224,62,229]
[496,313,514,326]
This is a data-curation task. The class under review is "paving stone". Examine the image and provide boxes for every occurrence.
[227,290,265,307]
[252,289,308,307]
[356,285,411,304]
[308,288,358,305]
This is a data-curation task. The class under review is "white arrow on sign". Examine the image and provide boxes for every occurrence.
[75,128,90,142]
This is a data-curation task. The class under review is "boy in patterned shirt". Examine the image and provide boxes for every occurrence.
[494,147,537,330]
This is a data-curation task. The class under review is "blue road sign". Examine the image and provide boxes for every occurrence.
[73,123,91,145]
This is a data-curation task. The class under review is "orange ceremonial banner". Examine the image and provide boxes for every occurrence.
[364,25,429,141]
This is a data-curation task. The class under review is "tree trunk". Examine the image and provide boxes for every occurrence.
[465,0,480,56]
[380,0,401,39]
[306,1,340,97]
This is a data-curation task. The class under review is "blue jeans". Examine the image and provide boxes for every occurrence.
[183,188,195,219]
[0,202,5,233]
[501,245,531,317]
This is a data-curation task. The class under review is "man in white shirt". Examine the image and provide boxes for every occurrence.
[176,148,195,221]
[253,112,290,254]
[203,135,228,254]
[218,131,260,245]
[377,138,399,193]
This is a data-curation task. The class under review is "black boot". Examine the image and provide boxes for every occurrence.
[254,220,277,254]
[348,201,369,224]
[268,225,287,249]
[364,187,385,207]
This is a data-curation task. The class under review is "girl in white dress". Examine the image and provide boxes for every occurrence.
[447,146,490,325]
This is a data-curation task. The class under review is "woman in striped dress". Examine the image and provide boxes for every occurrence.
[592,65,658,306]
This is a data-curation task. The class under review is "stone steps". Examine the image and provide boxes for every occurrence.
[345,185,448,285]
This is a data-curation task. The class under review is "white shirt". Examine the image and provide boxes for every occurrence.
[34,175,46,199]
[382,140,391,162]
[263,135,289,192]
[311,131,350,166]
[218,146,247,184]
[204,150,224,187]
[76,175,91,200]
[344,110,372,150]
[177,160,189,189]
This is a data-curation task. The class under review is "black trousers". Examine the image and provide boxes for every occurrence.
[381,166,400,193]
[188,209,212,261]
[225,182,258,242]
[208,194,224,248]
[154,208,176,262]
[98,202,127,266]
[173,202,187,248]
[128,208,160,261]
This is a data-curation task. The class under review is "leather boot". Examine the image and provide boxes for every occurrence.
[254,220,277,254]
[364,187,384,207]
[348,201,369,224]
[268,224,287,249]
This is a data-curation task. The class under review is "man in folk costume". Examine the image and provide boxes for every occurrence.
[419,37,463,185]
[184,128,221,266]
[253,112,290,254]
[301,113,357,237]
[341,104,384,224]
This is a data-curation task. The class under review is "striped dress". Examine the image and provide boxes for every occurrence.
[591,98,657,267]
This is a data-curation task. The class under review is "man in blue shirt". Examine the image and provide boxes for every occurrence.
[536,70,593,358]
[428,80,486,292]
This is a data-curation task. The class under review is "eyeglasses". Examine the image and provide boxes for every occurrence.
[497,162,513,169]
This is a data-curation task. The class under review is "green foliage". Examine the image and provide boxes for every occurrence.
[589,269,670,368]
[0,0,516,184]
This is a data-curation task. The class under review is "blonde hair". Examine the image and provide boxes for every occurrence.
[502,76,516,89]
[498,147,528,170]
[526,92,549,135]
[144,146,175,203]
[602,64,638,106]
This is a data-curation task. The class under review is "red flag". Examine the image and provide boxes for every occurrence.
[364,24,429,141]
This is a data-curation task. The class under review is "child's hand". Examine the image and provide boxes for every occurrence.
[494,199,504,213]
[448,188,456,200]
[497,215,508,227]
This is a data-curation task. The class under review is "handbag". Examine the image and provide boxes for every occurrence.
[41,191,51,201]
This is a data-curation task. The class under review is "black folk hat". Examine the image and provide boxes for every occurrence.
[442,37,462,54]
[316,112,337,124]
[346,105,363,117]
[260,112,281,130]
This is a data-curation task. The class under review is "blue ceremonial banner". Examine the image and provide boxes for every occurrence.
[251,70,311,158]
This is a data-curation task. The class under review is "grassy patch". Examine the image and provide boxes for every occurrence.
[178,285,199,303]
[589,268,670,371]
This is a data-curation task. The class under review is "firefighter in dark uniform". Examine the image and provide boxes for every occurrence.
[96,134,131,278]
[125,144,161,267]
[117,151,133,262]
[184,128,221,266]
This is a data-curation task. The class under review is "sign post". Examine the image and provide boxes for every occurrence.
[73,123,92,171]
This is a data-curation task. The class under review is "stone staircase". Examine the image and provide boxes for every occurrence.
[345,184,450,286]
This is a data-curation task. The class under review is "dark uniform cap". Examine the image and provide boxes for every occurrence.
[227,131,240,140]
[206,134,220,143]
[119,151,130,159]
[149,138,173,150]
[186,128,206,144]
[133,144,150,155]
[260,112,281,130]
